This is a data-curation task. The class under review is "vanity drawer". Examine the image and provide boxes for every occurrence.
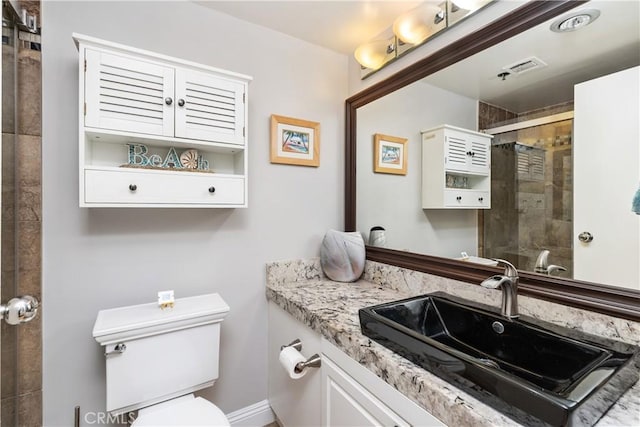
[444,190,490,208]
[84,169,245,206]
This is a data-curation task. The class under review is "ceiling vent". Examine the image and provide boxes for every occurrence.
[502,56,547,76]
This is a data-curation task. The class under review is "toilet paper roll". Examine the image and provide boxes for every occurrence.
[279,346,307,379]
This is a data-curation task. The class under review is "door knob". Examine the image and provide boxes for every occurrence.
[578,231,594,243]
[0,295,39,325]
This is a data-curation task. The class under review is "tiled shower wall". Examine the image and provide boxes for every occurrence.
[479,101,573,275]
[1,1,42,425]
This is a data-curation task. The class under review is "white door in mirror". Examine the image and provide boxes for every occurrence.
[573,66,640,290]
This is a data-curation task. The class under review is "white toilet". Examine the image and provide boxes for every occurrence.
[92,293,231,426]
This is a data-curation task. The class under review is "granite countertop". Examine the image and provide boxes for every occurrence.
[265,260,639,427]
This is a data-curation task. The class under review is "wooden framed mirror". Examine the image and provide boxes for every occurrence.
[345,0,640,321]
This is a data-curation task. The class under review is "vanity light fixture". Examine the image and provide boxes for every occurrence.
[550,9,600,33]
[354,0,494,79]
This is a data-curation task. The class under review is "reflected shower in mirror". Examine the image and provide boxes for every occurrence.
[355,0,639,291]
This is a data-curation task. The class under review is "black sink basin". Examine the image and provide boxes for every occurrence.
[359,292,639,426]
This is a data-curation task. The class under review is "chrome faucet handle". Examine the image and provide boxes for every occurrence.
[534,250,550,270]
[492,259,518,278]
[547,264,567,274]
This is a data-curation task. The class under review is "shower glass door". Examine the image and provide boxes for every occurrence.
[1,1,41,424]
[2,4,20,423]
[483,116,574,276]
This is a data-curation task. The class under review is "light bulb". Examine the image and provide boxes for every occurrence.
[354,39,394,70]
[393,3,442,45]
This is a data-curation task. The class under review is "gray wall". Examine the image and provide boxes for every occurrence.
[42,2,347,425]
[357,81,478,257]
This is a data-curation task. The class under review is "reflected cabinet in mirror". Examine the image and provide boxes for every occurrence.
[345,0,640,320]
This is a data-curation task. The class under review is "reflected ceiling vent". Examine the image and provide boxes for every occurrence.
[501,56,547,76]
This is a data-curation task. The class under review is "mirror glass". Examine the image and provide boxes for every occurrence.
[356,0,639,291]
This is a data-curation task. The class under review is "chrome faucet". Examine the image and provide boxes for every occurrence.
[481,259,519,319]
[534,250,567,276]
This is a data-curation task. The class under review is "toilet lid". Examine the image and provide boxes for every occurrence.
[133,395,229,426]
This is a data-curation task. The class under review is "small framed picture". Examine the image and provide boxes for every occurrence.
[270,114,320,167]
[373,133,408,175]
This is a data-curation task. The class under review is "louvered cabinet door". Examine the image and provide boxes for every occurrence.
[467,134,490,174]
[174,69,245,145]
[444,134,468,171]
[84,49,175,136]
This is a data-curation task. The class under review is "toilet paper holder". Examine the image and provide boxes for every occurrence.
[294,353,321,374]
[281,338,321,373]
[281,338,303,352]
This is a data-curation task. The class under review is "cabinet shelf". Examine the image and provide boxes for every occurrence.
[85,128,245,153]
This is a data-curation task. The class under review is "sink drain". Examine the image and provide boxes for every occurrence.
[492,321,505,334]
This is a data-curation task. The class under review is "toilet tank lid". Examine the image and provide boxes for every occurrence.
[93,293,230,345]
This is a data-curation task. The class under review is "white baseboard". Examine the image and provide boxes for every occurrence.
[226,399,275,426]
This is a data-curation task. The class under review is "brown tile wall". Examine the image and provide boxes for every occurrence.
[1,1,42,426]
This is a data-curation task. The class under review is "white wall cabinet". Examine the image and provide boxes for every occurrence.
[267,303,445,427]
[422,124,492,209]
[75,33,251,208]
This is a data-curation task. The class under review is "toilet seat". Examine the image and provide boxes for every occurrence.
[132,394,230,426]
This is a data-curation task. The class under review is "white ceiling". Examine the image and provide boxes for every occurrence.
[424,0,640,112]
[198,0,423,54]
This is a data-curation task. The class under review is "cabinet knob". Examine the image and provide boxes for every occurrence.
[178,99,186,107]
[164,97,173,105]
[456,196,462,201]
[478,197,484,202]
[129,184,137,191]
[208,186,216,194]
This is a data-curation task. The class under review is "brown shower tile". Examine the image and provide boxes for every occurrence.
[2,48,16,134]
[478,101,517,129]
[16,135,41,187]
[2,133,16,187]
[16,389,42,427]
[17,48,41,137]
[1,224,16,274]
[17,268,40,300]
[17,315,42,393]
[16,220,41,271]
[1,271,16,303]
[18,185,41,222]
[0,396,17,425]
[1,322,18,399]
[17,265,42,299]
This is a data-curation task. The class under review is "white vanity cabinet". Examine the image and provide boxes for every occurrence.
[74,33,251,208]
[422,124,492,209]
[322,356,409,427]
[267,302,445,427]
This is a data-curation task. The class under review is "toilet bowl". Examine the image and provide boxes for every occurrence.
[132,394,229,426]
[93,293,231,425]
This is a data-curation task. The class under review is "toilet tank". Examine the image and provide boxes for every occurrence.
[93,293,230,415]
